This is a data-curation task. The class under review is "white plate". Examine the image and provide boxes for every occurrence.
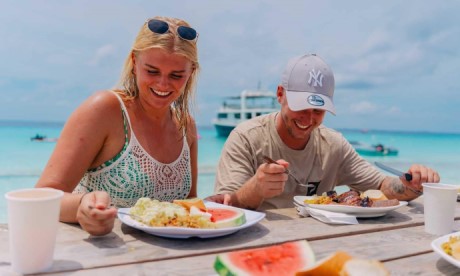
[118,202,265,239]
[431,231,460,268]
[293,196,408,218]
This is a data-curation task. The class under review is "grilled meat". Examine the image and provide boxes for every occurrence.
[327,190,374,207]
[360,196,373,207]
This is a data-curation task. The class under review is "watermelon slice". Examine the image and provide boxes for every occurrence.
[214,240,315,276]
[207,206,246,228]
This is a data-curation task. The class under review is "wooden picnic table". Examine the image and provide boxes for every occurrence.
[1,197,460,275]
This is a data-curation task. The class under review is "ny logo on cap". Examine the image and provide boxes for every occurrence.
[308,69,323,87]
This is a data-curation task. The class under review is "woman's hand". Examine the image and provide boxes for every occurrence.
[76,191,117,236]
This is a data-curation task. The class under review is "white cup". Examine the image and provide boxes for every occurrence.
[5,188,64,274]
[422,183,458,236]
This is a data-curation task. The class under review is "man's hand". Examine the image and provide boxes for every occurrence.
[210,159,291,210]
[76,191,117,236]
[253,159,289,199]
[205,193,232,205]
[402,164,441,193]
[381,164,441,201]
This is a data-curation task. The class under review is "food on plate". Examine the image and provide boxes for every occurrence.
[296,251,389,276]
[336,191,367,206]
[173,198,207,212]
[361,190,388,201]
[371,199,399,207]
[441,235,460,259]
[304,190,399,208]
[452,242,460,260]
[130,198,214,228]
[214,240,315,276]
[304,195,333,205]
[207,206,246,228]
[129,198,246,229]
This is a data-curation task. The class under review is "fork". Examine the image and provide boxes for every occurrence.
[262,155,304,185]
[88,205,143,220]
[118,211,143,221]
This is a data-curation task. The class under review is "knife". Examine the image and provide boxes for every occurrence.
[374,162,413,181]
[374,162,423,195]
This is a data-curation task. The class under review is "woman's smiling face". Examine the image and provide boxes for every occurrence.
[133,47,193,111]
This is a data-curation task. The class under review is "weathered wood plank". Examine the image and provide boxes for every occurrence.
[384,252,460,276]
[1,198,459,274]
[25,224,460,275]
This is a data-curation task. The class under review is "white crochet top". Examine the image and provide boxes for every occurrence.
[74,92,192,207]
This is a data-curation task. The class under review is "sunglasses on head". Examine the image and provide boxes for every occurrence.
[147,19,198,42]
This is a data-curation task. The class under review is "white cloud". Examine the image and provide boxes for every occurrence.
[1,0,459,132]
[88,44,117,66]
[349,101,378,114]
[385,106,401,115]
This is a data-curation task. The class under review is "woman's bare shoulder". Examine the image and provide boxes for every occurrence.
[72,90,124,119]
[63,90,124,133]
[84,90,122,108]
[186,116,198,143]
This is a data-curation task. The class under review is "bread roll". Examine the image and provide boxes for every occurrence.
[361,190,388,201]
[340,259,390,276]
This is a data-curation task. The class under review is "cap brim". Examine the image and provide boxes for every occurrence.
[286,91,336,115]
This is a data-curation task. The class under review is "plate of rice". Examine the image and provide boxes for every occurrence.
[118,199,265,239]
[432,231,460,268]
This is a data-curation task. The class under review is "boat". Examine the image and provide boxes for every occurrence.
[213,89,279,137]
[30,134,58,142]
[350,141,398,156]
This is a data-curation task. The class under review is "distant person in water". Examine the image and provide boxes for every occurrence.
[31,134,45,141]
[375,144,384,152]
[36,16,200,236]
[207,54,440,210]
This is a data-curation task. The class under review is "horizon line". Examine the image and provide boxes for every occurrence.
[1,119,459,136]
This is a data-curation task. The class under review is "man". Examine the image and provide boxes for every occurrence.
[208,53,440,210]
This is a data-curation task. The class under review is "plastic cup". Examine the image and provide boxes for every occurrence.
[422,183,458,236]
[5,188,64,274]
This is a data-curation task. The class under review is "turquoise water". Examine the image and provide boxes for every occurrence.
[1,122,460,223]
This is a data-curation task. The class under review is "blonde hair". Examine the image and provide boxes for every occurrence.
[116,16,199,133]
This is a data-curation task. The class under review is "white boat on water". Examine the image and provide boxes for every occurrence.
[213,89,279,137]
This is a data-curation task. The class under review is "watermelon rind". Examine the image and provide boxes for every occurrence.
[214,240,315,276]
[214,254,249,276]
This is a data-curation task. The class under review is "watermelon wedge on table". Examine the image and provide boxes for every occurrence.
[214,240,315,276]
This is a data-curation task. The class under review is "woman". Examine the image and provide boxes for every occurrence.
[36,16,200,236]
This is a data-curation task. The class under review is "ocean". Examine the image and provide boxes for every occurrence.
[1,121,460,223]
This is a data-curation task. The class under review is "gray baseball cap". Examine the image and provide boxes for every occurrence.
[282,54,335,115]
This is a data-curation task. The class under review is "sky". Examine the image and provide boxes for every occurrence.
[1,0,459,133]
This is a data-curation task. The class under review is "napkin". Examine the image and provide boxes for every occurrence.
[296,206,359,225]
